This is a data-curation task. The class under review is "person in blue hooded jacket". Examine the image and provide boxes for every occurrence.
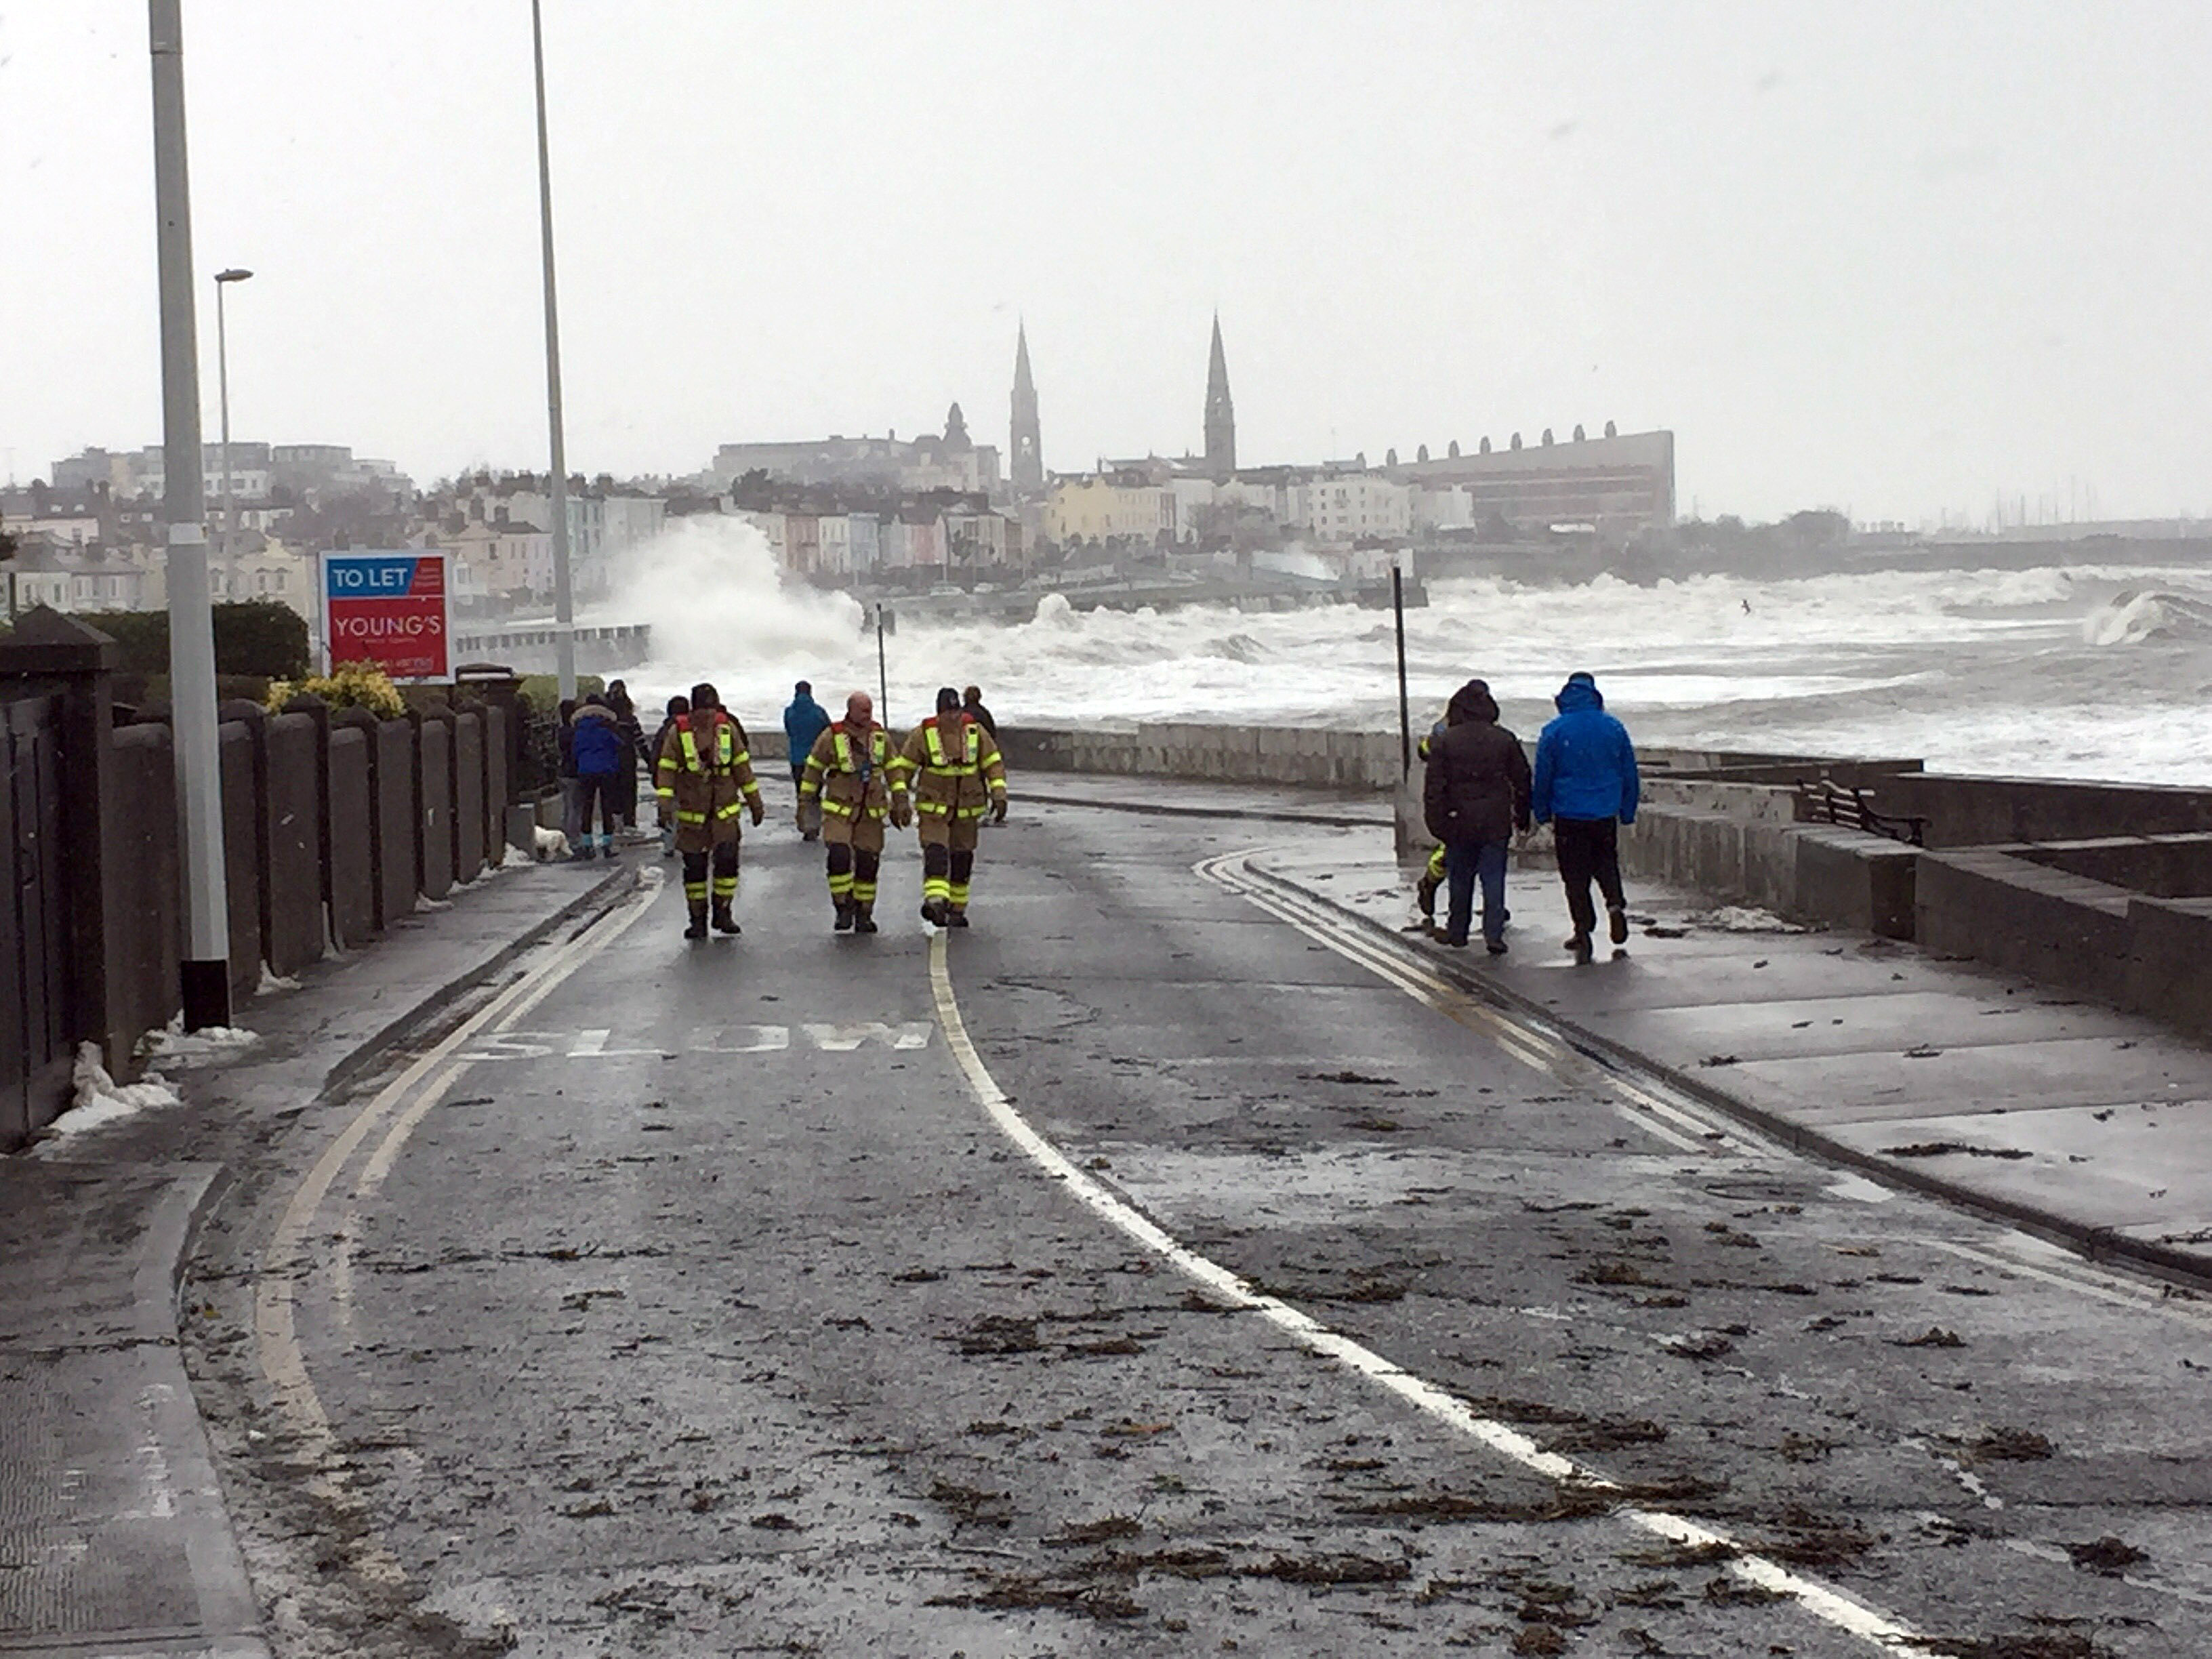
[783,681,832,841]
[1532,671,1640,963]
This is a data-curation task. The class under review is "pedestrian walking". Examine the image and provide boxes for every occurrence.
[1421,679,1531,953]
[605,679,649,832]
[899,686,1007,928]
[783,680,832,842]
[962,684,998,739]
[1532,671,1641,964]
[651,695,689,857]
[569,693,628,861]
[655,682,765,939]
[797,690,908,935]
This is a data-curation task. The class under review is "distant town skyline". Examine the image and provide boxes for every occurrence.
[7,3,2212,526]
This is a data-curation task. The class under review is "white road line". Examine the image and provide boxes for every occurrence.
[928,928,1951,1657]
[1926,1237,2212,1330]
[254,869,661,1590]
[1195,851,1744,1156]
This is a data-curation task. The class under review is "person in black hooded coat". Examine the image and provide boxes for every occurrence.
[1421,678,1531,951]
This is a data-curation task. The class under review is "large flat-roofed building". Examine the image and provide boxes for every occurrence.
[1395,428,1673,543]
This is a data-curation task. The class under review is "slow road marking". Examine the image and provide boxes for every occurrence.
[928,924,1951,1657]
[456,1023,933,1060]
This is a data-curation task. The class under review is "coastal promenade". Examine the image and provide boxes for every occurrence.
[7,765,2211,1654]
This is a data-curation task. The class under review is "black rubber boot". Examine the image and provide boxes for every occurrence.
[684,905,708,940]
[712,901,741,935]
[834,900,855,933]
[854,907,878,935]
[922,898,949,927]
[1607,904,1631,946]
[1568,933,1594,966]
[947,908,970,928]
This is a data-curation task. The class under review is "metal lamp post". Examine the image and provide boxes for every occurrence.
[531,0,576,699]
[213,268,252,573]
[150,0,231,1028]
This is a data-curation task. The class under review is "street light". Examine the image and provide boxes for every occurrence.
[530,0,576,698]
[213,268,252,576]
[150,0,231,1029]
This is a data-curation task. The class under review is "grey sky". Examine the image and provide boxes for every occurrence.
[5,1,2208,524]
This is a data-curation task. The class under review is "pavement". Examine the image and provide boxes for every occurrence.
[14,775,2212,1655]
[0,851,634,1658]
[1246,835,2212,1288]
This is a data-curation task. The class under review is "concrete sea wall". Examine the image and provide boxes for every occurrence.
[985,720,2212,1043]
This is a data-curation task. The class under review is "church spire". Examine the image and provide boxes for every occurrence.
[1010,321,1042,490]
[1204,313,1235,475]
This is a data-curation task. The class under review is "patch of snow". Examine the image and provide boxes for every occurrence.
[258,966,301,996]
[40,1043,182,1144]
[138,1017,258,1066]
[1690,905,1809,934]
[418,896,453,911]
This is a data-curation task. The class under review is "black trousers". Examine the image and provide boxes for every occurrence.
[1553,815,1625,941]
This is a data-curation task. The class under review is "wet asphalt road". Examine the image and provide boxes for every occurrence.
[188,800,2212,1658]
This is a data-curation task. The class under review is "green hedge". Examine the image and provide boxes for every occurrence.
[76,600,310,680]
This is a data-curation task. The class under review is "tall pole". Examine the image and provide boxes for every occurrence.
[1392,563,1411,779]
[875,605,889,723]
[531,0,576,699]
[150,0,231,1029]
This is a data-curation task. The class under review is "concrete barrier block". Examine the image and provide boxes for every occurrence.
[419,718,453,901]
[454,712,485,885]
[2125,897,2212,1038]
[375,720,417,926]
[1793,825,1919,939]
[329,727,375,949]
[1917,848,2132,1004]
[217,722,260,1002]
[263,712,324,977]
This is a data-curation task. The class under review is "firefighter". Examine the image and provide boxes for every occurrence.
[654,681,764,939]
[797,690,907,935]
[899,685,1006,928]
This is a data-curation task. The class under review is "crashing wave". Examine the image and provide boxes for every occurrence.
[2083,590,2212,646]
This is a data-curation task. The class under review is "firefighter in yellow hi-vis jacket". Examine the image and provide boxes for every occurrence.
[898,686,1006,928]
[654,681,764,939]
[798,691,907,935]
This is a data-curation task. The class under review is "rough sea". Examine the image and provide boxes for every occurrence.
[617,518,2212,785]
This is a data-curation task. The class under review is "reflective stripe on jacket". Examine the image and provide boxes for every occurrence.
[653,710,760,848]
[897,714,1006,821]
[800,722,903,820]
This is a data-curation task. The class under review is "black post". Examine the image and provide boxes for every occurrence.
[876,605,890,724]
[1392,564,1411,778]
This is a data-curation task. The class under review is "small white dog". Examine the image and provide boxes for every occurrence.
[532,825,572,862]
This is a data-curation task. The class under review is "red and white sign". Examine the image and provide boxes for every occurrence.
[320,552,451,682]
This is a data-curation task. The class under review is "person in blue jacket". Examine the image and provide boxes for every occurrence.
[783,681,833,841]
[567,693,629,861]
[1532,670,1640,963]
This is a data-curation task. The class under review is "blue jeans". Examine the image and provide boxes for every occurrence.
[1445,840,1510,946]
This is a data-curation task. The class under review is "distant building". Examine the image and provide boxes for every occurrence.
[1291,473,1411,544]
[8,538,146,612]
[1204,315,1236,476]
[1010,325,1043,492]
[712,406,1002,497]
[1044,472,1176,546]
[1394,428,1675,542]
